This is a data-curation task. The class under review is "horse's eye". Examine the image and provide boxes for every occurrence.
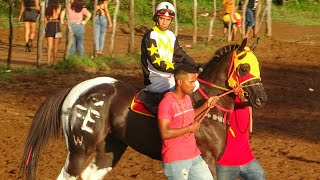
[237,64,250,77]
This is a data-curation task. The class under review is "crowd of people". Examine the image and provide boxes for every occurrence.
[19,0,258,65]
[19,0,112,64]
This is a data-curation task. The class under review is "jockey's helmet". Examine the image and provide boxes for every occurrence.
[153,2,175,22]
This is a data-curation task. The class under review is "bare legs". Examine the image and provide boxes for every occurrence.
[47,37,60,65]
[24,22,36,52]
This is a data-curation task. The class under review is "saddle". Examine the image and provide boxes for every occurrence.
[130,90,166,117]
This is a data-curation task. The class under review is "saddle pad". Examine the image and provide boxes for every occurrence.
[130,92,155,117]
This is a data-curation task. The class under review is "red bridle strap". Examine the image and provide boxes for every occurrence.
[197,87,233,126]
[197,78,230,92]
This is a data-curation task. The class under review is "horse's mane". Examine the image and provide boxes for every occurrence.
[210,44,239,63]
[201,44,239,78]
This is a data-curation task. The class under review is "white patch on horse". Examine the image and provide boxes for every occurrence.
[90,109,101,118]
[73,135,83,146]
[57,166,78,180]
[207,113,224,123]
[81,160,112,180]
[94,101,104,107]
[61,77,117,147]
[80,106,97,133]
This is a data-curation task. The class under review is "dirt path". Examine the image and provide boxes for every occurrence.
[0,22,319,179]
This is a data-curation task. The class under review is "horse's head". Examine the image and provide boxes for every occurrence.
[227,38,267,108]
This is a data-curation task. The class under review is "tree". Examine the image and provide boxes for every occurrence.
[254,0,262,37]
[128,0,134,53]
[37,0,45,67]
[265,0,272,36]
[64,0,73,60]
[92,0,98,57]
[207,0,217,43]
[192,0,198,46]
[109,0,120,55]
[241,0,249,39]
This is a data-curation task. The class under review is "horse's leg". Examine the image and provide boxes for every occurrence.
[57,150,90,180]
[81,134,127,180]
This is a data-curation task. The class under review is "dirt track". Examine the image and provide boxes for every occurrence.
[0,22,319,179]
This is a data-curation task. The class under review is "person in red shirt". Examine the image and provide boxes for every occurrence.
[158,65,219,180]
[216,96,265,180]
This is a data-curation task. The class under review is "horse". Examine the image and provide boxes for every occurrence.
[20,38,267,180]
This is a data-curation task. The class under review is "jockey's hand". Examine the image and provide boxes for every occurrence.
[207,96,219,108]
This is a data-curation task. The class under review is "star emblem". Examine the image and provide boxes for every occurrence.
[165,61,175,70]
[153,57,162,66]
[147,44,158,56]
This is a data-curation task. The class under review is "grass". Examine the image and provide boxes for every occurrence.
[0,53,142,81]
[272,0,320,26]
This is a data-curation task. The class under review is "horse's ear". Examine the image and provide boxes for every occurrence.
[249,37,260,51]
[237,38,247,53]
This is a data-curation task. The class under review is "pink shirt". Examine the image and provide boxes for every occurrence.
[216,96,255,166]
[158,92,201,163]
[68,8,89,23]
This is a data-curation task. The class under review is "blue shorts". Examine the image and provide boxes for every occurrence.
[216,159,265,180]
[246,8,255,28]
[163,155,213,180]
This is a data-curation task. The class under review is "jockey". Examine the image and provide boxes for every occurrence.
[141,1,201,95]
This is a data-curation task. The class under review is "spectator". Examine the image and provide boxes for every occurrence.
[158,64,219,180]
[94,0,113,56]
[45,0,62,65]
[216,96,265,180]
[222,0,234,36]
[222,7,242,41]
[19,0,40,52]
[141,2,200,114]
[60,0,92,56]
[239,0,257,38]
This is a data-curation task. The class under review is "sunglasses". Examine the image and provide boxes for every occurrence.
[157,9,175,17]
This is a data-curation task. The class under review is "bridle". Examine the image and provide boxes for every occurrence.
[196,47,262,137]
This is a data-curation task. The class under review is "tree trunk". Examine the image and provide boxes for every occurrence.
[7,3,14,69]
[109,0,119,55]
[207,0,216,43]
[152,0,155,15]
[193,0,198,46]
[254,0,262,37]
[92,0,98,57]
[64,0,73,60]
[265,0,272,36]
[241,0,249,39]
[128,0,134,53]
[172,0,178,36]
[37,0,45,67]
[227,0,235,42]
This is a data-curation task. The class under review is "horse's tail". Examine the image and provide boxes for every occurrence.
[20,88,71,180]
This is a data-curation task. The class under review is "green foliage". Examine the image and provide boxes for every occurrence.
[1,0,318,27]
[272,0,320,26]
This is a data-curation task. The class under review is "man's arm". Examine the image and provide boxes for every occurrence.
[158,119,201,140]
[194,96,219,122]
